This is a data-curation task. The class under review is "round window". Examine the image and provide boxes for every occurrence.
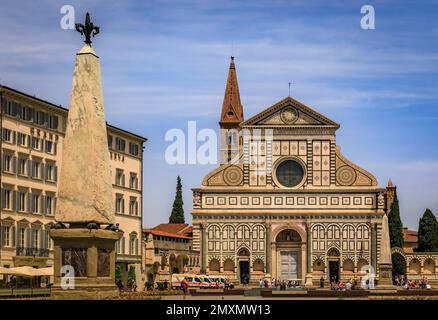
[275,159,305,188]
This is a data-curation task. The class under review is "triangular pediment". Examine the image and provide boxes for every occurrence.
[240,96,340,128]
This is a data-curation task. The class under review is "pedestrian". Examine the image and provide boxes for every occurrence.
[259,278,264,288]
[181,277,189,295]
[320,276,324,288]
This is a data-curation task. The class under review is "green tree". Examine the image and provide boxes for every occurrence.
[388,195,405,277]
[115,264,122,283]
[169,176,185,224]
[391,253,406,278]
[417,208,438,252]
[388,197,404,248]
[127,266,136,287]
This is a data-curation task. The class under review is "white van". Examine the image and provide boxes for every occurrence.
[171,274,186,289]
[207,275,233,289]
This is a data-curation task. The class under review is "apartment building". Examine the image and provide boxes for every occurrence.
[0,85,146,287]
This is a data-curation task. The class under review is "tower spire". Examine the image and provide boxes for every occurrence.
[220,56,244,126]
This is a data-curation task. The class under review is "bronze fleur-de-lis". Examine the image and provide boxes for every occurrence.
[75,12,100,45]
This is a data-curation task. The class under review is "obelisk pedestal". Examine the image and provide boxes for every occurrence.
[50,13,122,300]
[50,229,121,299]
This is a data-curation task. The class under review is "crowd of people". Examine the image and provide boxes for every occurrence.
[140,274,433,292]
[328,275,375,291]
[395,275,431,289]
[259,277,302,289]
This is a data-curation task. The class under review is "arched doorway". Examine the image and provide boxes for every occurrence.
[176,254,189,273]
[169,254,178,273]
[313,259,325,273]
[237,248,250,284]
[424,259,435,275]
[209,259,220,273]
[391,253,406,278]
[409,258,421,275]
[253,259,264,272]
[276,229,302,281]
[223,259,235,272]
[343,259,354,274]
[327,248,340,282]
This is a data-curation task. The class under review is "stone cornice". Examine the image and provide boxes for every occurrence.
[192,213,382,220]
[191,187,386,193]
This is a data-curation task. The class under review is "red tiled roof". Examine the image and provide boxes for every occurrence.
[143,223,192,240]
[403,228,418,243]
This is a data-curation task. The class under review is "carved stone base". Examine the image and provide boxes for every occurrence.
[377,263,395,289]
[304,274,314,288]
[50,228,122,300]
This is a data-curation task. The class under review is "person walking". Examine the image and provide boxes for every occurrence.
[181,277,189,295]
[259,278,264,288]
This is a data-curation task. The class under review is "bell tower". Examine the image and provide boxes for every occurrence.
[219,56,244,164]
[385,178,397,214]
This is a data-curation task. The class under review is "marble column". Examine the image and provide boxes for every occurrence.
[271,242,277,278]
[265,222,271,274]
[304,223,314,287]
[200,224,207,273]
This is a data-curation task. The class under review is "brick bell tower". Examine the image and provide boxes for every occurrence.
[219,56,244,164]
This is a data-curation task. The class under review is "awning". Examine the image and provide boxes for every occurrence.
[37,267,54,276]
[0,266,21,275]
[0,266,53,277]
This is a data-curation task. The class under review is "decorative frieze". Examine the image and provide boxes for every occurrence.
[200,193,376,210]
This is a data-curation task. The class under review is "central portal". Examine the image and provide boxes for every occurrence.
[328,248,341,282]
[329,261,340,282]
[280,251,298,280]
[239,261,250,283]
[275,229,302,281]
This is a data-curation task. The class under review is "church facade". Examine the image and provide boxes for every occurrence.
[192,57,393,286]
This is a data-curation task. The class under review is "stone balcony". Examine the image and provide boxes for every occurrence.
[16,246,50,258]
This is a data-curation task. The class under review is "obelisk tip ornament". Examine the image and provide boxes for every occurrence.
[75,12,100,46]
[55,12,114,225]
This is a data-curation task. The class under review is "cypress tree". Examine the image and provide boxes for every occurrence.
[388,194,405,277]
[388,197,404,248]
[169,176,185,224]
[417,208,438,252]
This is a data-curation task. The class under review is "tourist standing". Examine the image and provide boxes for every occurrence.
[181,277,189,295]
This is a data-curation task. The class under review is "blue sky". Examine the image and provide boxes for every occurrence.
[0,0,437,229]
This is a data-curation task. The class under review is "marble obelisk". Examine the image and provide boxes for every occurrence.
[377,213,395,289]
[55,38,113,225]
[50,12,122,300]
